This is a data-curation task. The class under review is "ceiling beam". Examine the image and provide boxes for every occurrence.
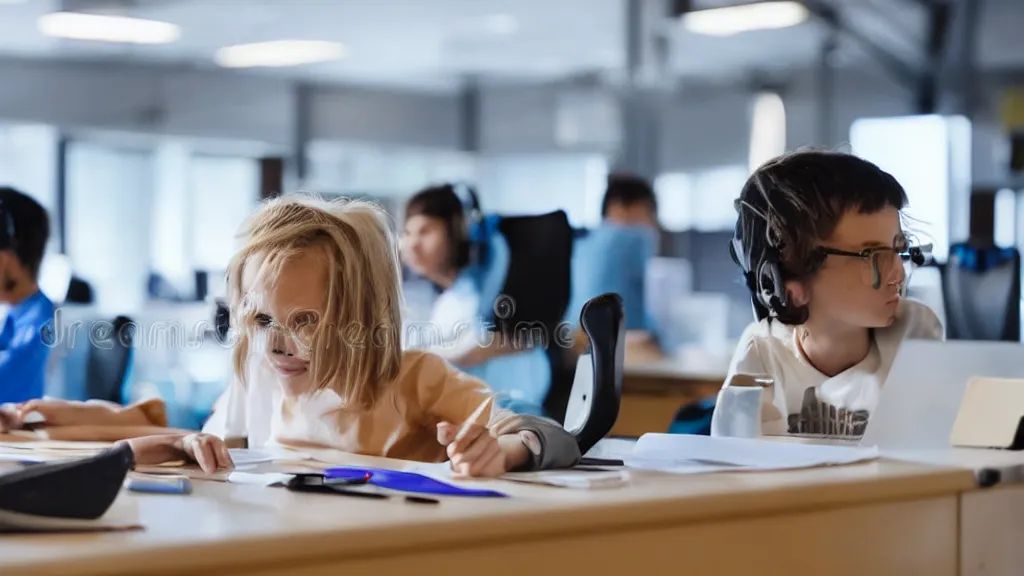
[917,1,953,113]
[801,0,926,90]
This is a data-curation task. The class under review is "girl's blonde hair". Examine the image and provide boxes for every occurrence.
[227,194,403,409]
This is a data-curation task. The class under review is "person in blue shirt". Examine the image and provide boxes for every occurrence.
[0,187,55,404]
[566,173,661,359]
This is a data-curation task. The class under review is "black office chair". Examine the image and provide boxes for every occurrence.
[942,244,1021,341]
[563,293,625,455]
[214,300,231,344]
[490,211,574,341]
[85,316,135,403]
[65,276,94,305]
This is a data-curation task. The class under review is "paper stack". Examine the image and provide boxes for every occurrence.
[624,434,880,475]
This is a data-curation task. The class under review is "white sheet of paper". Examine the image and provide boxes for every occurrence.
[227,449,277,467]
[0,440,111,452]
[407,461,630,490]
[623,433,879,474]
[227,471,294,487]
[502,469,631,489]
[584,438,637,461]
[0,453,51,463]
[228,447,314,468]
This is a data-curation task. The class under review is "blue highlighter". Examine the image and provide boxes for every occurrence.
[124,475,192,495]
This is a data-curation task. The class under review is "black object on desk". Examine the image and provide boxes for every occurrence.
[286,473,439,504]
[0,443,132,519]
[579,457,624,467]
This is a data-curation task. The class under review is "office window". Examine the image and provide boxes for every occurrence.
[851,115,969,262]
[655,165,747,232]
[151,141,191,286]
[66,142,154,315]
[189,155,259,271]
[748,92,787,173]
[0,123,59,250]
[306,142,475,204]
[995,188,1016,248]
[476,154,608,228]
[654,173,694,231]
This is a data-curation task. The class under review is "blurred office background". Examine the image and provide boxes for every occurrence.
[1,0,1022,425]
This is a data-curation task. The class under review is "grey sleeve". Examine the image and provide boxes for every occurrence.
[505,414,582,471]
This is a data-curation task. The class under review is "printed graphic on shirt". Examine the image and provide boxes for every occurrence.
[787,387,870,438]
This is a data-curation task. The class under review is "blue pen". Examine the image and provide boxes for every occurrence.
[125,475,193,495]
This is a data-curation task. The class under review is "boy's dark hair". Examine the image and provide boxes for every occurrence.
[730,150,909,325]
[601,173,657,218]
[0,187,49,280]
[404,185,470,270]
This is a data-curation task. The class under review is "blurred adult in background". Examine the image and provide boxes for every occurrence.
[400,185,551,416]
[601,173,659,229]
[566,173,661,361]
[0,187,55,403]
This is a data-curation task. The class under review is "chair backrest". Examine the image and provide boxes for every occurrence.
[464,211,573,420]
[942,245,1021,341]
[65,277,94,305]
[486,211,574,338]
[85,315,135,403]
[563,293,625,454]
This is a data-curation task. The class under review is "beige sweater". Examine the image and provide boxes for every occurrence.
[203,350,580,469]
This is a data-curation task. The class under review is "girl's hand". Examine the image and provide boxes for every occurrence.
[125,433,234,474]
[437,422,505,477]
[437,422,529,478]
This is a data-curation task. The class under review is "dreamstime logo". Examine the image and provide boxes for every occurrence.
[493,294,515,321]
[37,294,581,353]
[41,309,219,351]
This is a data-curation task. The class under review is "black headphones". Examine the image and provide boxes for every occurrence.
[730,216,789,323]
[0,199,13,251]
[729,174,815,325]
[0,199,16,292]
[447,183,485,266]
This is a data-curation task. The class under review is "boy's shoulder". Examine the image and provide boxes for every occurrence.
[730,317,797,371]
[737,317,795,351]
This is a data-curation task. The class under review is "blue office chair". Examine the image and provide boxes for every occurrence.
[85,315,135,404]
[943,243,1021,341]
[459,210,575,418]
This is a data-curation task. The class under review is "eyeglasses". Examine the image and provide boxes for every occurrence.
[817,243,931,289]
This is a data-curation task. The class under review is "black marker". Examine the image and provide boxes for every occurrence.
[404,495,440,505]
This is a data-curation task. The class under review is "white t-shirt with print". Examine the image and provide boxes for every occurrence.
[710,299,944,439]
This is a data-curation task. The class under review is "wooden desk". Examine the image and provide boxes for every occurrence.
[616,356,728,437]
[880,448,1024,576]
[0,454,972,576]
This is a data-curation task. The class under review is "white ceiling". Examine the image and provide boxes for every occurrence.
[0,0,1020,92]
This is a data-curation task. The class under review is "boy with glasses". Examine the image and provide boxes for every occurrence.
[711,151,943,439]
